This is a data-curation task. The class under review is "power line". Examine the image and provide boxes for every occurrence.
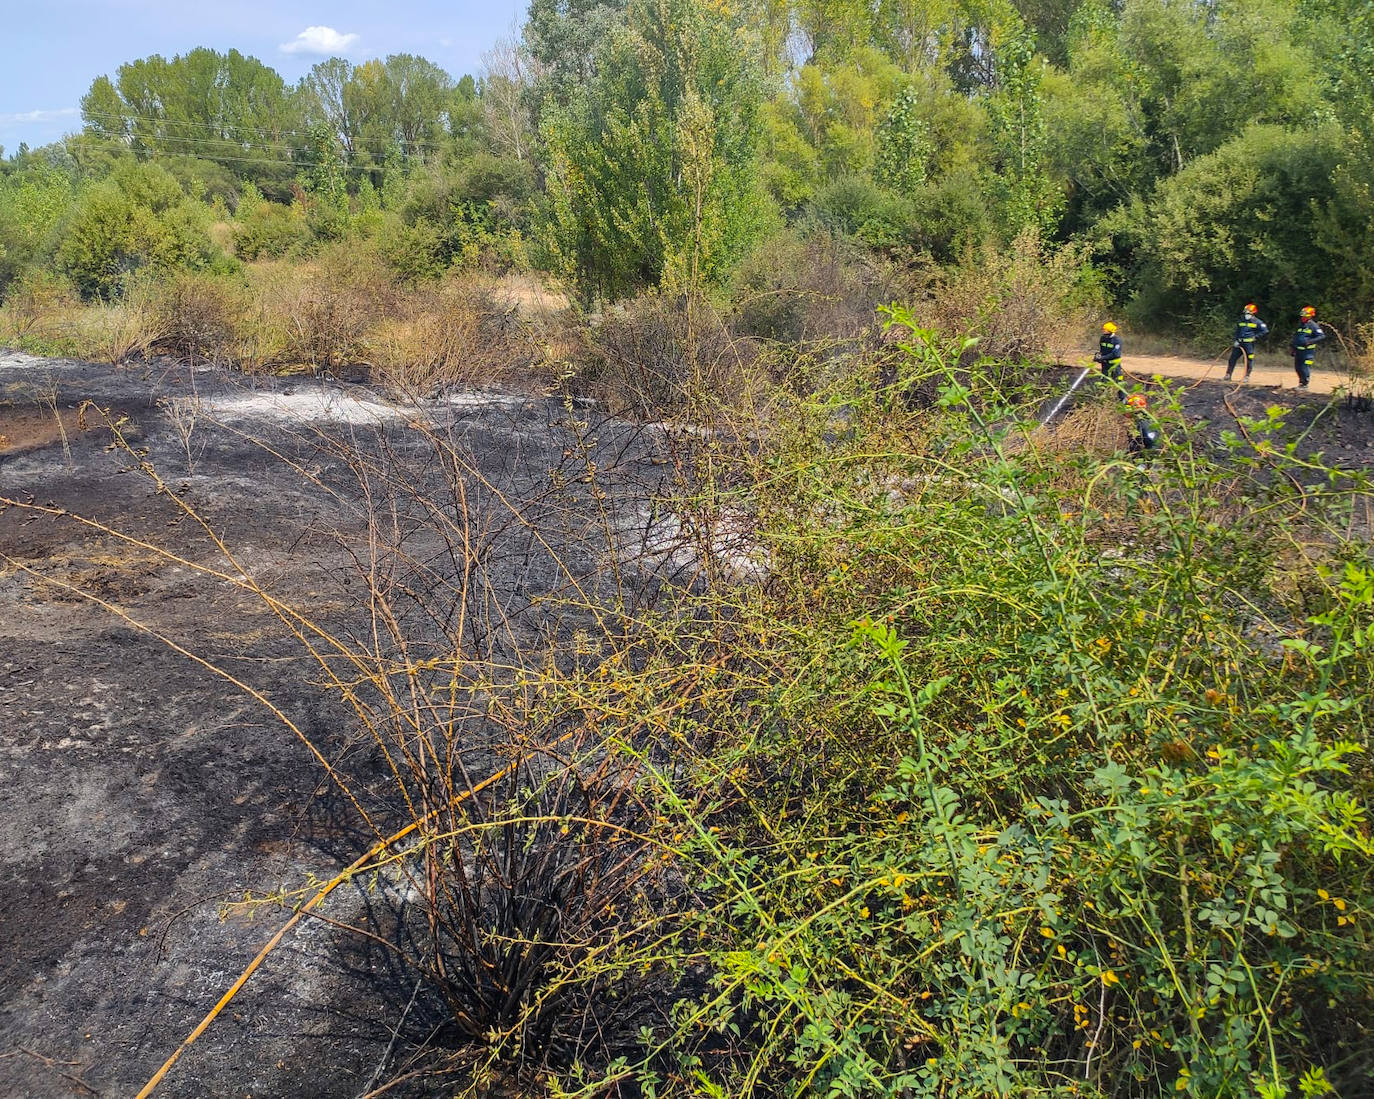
[71,125,456,173]
[80,108,462,154]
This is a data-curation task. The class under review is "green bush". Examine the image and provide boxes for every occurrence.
[54,160,224,297]
[808,172,996,262]
[0,161,74,296]
[374,213,451,284]
[543,325,1374,1097]
[1122,124,1348,337]
[233,197,311,260]
[809,174,914,252]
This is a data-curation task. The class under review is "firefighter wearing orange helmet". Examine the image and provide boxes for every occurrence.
[1225,303,1268,382]
[1290,307,1327,389]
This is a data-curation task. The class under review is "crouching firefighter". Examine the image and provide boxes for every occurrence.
[1291,306,1327,389]
[1225,303,1268,381]
[1095,322,1125,399]
[1126,393,1161,453]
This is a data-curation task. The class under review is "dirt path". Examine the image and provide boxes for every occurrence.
[1062,350,1364,396]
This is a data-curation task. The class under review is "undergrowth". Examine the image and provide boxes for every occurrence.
[4,306,1371,1098]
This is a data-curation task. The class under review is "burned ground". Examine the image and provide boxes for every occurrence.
[0,353,683,1097]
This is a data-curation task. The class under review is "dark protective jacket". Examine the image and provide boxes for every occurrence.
[1291,321,1327,357]
[1135,413,1161,451]
[1097,332,1122,364]
[1234,312,1268,348]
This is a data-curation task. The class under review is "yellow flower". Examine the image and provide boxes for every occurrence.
[860,906,871,919]
[1101,970,1121,987]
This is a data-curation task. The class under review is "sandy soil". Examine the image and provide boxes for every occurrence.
[1061,350,1367,397]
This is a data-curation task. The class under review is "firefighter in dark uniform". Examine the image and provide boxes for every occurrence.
[1095,322,1125,399]
[1291,306,1326,389]
[1225,303,1268,381]
[1126,393,1160,453]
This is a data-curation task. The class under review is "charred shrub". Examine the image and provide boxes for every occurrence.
[153,270,247,363]
[585,292,756,418]
[415,742,664,1070]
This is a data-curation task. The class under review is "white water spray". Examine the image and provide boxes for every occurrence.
[1038,367,1092,428]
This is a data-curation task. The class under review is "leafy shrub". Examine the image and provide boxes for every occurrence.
[906,169,996,264]
[0,161,74,295]
[809,174,915,252]
[546,324,1374,1097]
[54,160,224,297]
[1121,124,1348,337]
[232,197,311,261]
[375,214,451,284]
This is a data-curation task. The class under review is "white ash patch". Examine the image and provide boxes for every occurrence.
[204,388,407,427]
[621,502,770,585]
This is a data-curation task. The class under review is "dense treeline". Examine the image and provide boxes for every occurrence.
[2,0,1373,340]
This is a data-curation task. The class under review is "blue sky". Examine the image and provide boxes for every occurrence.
[0,0,527,154]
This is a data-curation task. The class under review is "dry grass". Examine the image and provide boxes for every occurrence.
[2,260,579,394]
[584,292,764,418]
[1018,402,1134,456]
[917,229,1101,366]
[366,277,534,393]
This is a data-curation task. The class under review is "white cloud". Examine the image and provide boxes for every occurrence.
[279,26,360,56]
[0,107,79,128]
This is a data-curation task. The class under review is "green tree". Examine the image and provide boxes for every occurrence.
[300,58,361,161]
[1123,123,1346,330]
[984,26,1062,235]
[302,124,351,239]
[875,84,932,193]
[0,161,75,293]
[542,0,767,300]
[79,49,303,196]
[524,0,630,106]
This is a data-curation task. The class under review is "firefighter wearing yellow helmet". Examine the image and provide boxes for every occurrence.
[1094,321,1125,399]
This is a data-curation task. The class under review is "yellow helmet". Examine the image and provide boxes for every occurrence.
[1102,322,1118,335]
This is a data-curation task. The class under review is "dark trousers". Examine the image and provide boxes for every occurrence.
[1226,345,1253,378]
[1294,352,1314,387]
[1101,360,1125,399]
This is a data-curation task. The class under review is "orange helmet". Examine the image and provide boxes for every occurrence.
[1300,306,1316,319]
[1102,321,1118,334]
[1244,303,1257,314]
[1126,393,1147,409]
